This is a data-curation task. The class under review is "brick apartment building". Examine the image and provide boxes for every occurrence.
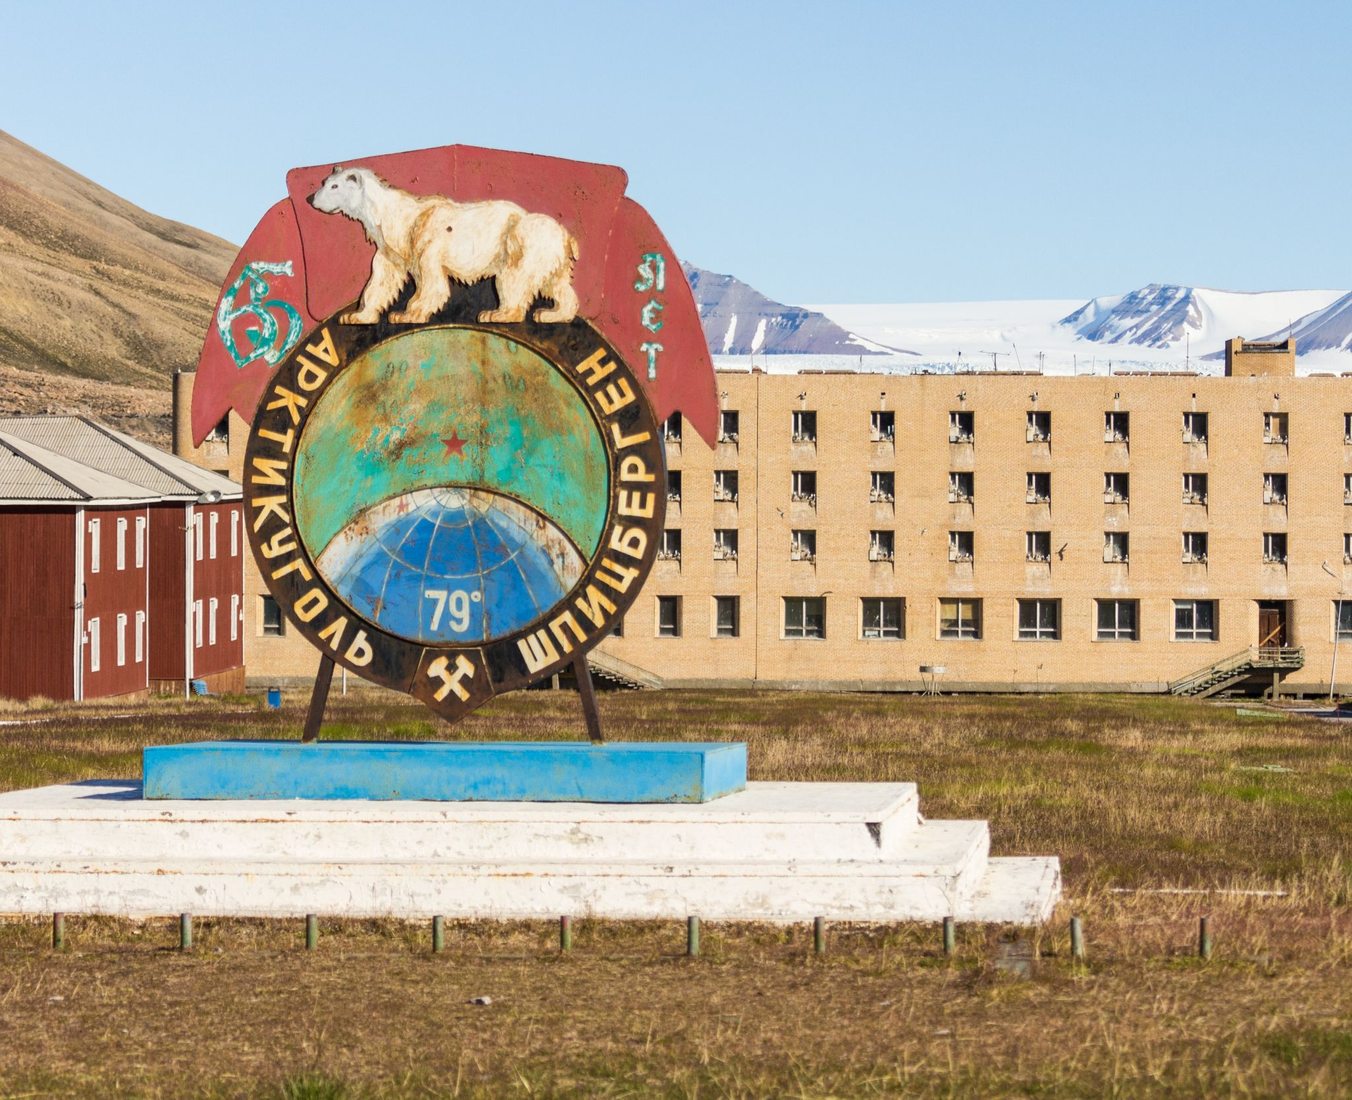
[173,336,1352,696]
[0,417,244,701]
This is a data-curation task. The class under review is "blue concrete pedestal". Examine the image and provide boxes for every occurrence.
[141,741,747,803]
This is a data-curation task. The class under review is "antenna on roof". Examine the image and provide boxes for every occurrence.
[1011,343,1024,371]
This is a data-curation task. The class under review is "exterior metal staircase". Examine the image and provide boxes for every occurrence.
[586,650,662,690]
[1169,646,1305,698]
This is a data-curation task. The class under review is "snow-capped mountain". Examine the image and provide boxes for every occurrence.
[1252,291,1352,355]
[684,263,913,357]
[1058,284,1343,351]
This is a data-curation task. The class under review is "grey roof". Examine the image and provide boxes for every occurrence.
[0,416,239,499]
[0,430,162,503]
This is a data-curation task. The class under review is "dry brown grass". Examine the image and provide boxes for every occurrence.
[0,688,1348,1097]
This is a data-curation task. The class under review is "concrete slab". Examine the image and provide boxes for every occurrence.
[141,740,748,803]
[0,780,1059,925]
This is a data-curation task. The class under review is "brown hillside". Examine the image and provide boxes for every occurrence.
[0,130,236,445]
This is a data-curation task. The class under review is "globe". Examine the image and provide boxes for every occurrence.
[292,326,609,646]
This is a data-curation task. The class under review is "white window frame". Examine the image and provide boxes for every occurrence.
[116,517,127,571]
[194,599,203,648]
[783,596,826,639]
[230,594,240,642]
[135,516,146,568]
[115,612,127,667]
[1335,600,1352,641]
[939,597,981,640]
[713,595,739,638]
[208,596,218,646]
[656,594,681,637]
[1173,599,1217,642]
[1017,598,1060,640]
[1096,599,1138,641]
[88,518,101,573]
[209,512,219,559]
[88,617,101,672]
[194,513,203,561]
[231,509,240,557]
[861,597,904,640]
[135,610,145,664]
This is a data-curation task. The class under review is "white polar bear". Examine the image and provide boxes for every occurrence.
[309,166,579,325]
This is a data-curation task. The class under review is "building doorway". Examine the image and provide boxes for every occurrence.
[1257,601,1289,651]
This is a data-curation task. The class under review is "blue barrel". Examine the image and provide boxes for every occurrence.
[266,687,282,709]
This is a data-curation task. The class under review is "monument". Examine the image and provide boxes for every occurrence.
[0,145,1059,923]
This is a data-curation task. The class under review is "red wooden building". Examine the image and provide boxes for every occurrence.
[0,417,243,701]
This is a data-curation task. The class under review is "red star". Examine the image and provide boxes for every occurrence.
[441,431,466,458]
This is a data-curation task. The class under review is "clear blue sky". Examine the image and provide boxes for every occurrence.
[3,0,1348,304]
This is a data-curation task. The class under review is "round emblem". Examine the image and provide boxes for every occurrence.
[244,315,665,721]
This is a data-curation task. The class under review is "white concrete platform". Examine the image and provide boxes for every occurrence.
[0,780,1060,924]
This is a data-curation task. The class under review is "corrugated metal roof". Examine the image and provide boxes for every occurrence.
[0,416,240,498]
[0,430,161,503]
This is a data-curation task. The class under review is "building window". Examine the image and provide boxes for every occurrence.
[135,516,146,568]
[231,510,240,557]
[116,613,127,667]
[87,617,101,672]
[948,530,974,562]
[871,410,895,442]
[1026,472,1050,504]
[230,594,240,642]
[714,595,739,638]
[939,597,981,639]
[135,610,145,663]
[948,471,974,503]
[1182,412,1208,444]
[1026,531,1051,562]
[208,597,218,646]
[656,595,681,637]
[1104,411,1129,443]
[870,471,895,503]
[1096,599,1138,640]
[1264,412,1288,444]
[719,409,739,444]
[1182,473,1208,505]
[205,415,230,444]
[1182,531,1209,564]
[1345,474,1352,505]
[869,530,895,562]
[791,470,817,506]
[1345,533,1352,565]
[209,512,219,559]
[1263,532,1288,564]
[791,410,817,443]
[116,517,127,571]
[193,513,203,561]
[657,529,682,561]
[611,617,624,638]
[790,529,817,562]
[194,599,203,648]
[1017,599,1060,640]
[261,595,285,637]
[1174,599,1217,641]
[713,528,739,560]
[1103,472,1129,504]
[1104,532,1129,564]
[714,469,739,502]
[1026,411,1051,442]
[783,596,826,639]
[88,518,101,573]
[1336,601,1352,640]
[948,410,974,443]
[862,597,904,639]
[1263,473,1288,505]
[667,470,682,504]
[1346,413,1352,445]
[662,413,682,444]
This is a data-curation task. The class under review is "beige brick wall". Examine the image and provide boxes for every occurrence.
[173,366,1352,694]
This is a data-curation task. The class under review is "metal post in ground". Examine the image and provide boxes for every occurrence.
[686,916,700,958]
[813,916,826,956]
[305,914,318,951]
[52,913,65,951]
[432,915,444,954]
[1069,915,1084,961]
[180,913,193,951]
[942,916,956,957]
[559,915,572,953]
[1198,915,1212,960]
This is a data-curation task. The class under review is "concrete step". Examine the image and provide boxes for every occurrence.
[0,780,921,864]
[954,857,1062,924]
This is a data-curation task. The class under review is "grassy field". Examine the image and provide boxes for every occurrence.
[0,688,1348,1098]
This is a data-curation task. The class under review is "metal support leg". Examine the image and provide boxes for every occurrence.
[302,656,335,743]
[573,655,605,743]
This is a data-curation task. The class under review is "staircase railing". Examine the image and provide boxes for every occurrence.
[1169,646,1304,696]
